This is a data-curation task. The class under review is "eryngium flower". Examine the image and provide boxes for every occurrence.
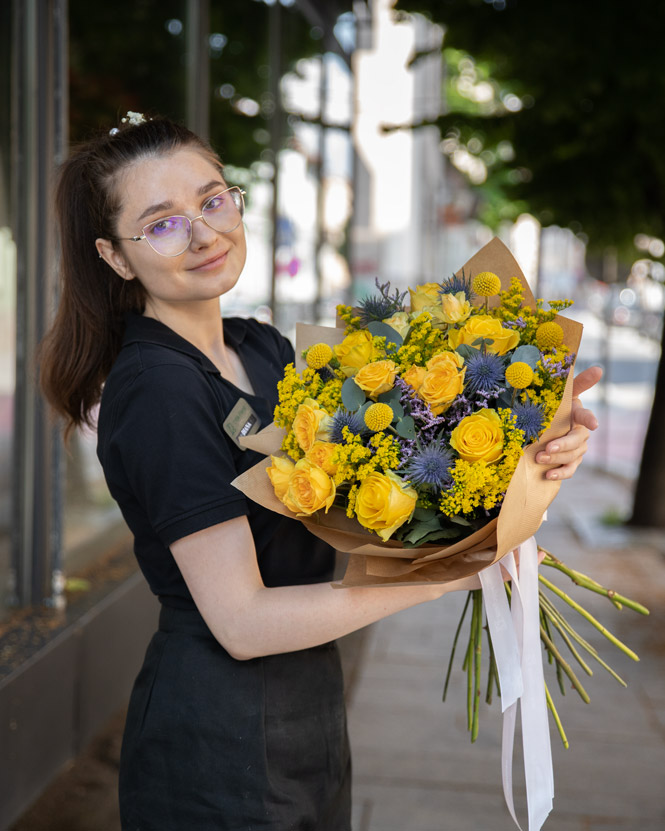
[329,409,367,444]
[403,444,453,489]
[465,351,506,394]
[512,401,546,442]
[439,269,475,302]
[357,279,408,324]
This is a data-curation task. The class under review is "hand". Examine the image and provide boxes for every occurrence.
[535,365,602,480]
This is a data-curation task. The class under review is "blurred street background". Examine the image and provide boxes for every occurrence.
[2,0,665,829]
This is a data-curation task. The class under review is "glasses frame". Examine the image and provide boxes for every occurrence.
[114,186,246,257]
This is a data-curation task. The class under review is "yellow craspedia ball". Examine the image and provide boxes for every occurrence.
[306,342,334,370]
[472,271,502,298]
[505,361,534,389]
[364,402,394,432]
[536,321,564,350]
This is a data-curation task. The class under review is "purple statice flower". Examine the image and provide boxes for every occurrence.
[512,401,546,442]
[403,444,454,489]
[465,351,506,394]
[540,351,577,380]
[502,316,527,330]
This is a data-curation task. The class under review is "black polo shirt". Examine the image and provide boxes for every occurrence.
[96,312,335,609]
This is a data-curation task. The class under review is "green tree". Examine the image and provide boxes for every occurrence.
[394,0,665,526]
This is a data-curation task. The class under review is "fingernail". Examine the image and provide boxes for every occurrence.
[548,472,558,480]
[539,454,551,463]
[549,443,560,453]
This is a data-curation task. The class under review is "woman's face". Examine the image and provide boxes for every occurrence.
[97,146,247,318]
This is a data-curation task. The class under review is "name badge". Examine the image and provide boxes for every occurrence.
[223,399,261,450]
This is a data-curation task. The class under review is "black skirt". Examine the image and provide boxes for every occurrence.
[119,605,352,831]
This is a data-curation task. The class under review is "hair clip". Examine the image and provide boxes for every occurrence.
[121,111,147,126]
[109,127,120,136]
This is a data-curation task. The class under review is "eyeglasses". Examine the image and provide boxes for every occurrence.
[115,186,246,257]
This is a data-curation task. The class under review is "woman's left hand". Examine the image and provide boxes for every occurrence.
[535,365,603,480]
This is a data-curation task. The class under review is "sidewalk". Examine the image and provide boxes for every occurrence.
[346,464,665,831]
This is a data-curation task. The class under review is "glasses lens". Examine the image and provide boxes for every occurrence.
[202,188,244,233]
[143,216,191,256]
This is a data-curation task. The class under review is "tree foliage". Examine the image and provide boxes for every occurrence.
[395,0,665,261]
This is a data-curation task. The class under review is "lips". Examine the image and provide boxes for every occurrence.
[190,249,229,271]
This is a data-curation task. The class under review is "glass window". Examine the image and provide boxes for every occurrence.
[63,0,190,573]
[0,0,16,618]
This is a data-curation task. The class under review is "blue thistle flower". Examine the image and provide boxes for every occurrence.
[465,352,506,394]
[512,401,546,442]
[329,409,367,444]
[357,278,408,324]
[439,269,475,302]
[403,444,453,489]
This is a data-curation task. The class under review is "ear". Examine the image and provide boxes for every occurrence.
[95,238,136,281]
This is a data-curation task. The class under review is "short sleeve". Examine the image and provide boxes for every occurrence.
[105,363,249,547]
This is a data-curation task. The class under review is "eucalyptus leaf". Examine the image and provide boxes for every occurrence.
[389,401,404,421]
[377,387,403,404]
[455,344,482,360]
[396,415,416,439]
[341,377,366,411]
[510,344,541,368]
[367,321,404,347]
[413,506,437,521]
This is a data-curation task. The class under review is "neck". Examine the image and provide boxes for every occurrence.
[143,298,226,357]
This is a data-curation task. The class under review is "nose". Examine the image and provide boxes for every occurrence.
[189,213,219,249]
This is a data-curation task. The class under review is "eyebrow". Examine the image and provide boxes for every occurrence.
[135,179,226,223]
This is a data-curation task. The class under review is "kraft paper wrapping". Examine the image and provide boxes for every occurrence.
[232,238,583,588]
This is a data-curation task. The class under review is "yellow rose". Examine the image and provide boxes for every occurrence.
[305,440,339,476]
[426,350,465,371]
[267,455,295,501]
[334,330,383,377]
[418,362,466,415]
[354,470,417,541]
[439,291,472,324]
[284,458,336,516]
[403,364,427,393]
[292,398,332,452]
[408,282,441,312]
[448,315,520,356]
[450,409,504,463]
[354,359,398,399]
[382,311,411,339]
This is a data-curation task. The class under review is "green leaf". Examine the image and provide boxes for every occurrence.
[455,344,482,360]
[510,344,541,368]
[413,506,437,521]
[367,321,404,347]
[341,377,366,411]
[396,415,416,439]
[377,387,403,404]
[389,400,404,421]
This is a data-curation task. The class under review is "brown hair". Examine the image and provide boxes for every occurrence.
[39,117,223,439]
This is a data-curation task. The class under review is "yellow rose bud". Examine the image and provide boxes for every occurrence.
[354,470,417,541]
[439,291,472,324]
[450,409,504,463]
[364,402,394,432]
[354,359,398,399]
[266,455,295,501]
[334,330,383,377]
[306,342,333,370]
[472,271,502,297]
[418,361,466,415]
[292,398,332,452]
[305,440,339,476]
[382,311,411,339]
[448,315,520,356]
[285,458,336,516]
[403,364,427,393]
[505,361,534,389]
[536,321,564,350]
[408,282,442,312]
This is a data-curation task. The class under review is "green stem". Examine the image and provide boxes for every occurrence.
[471,592,482,742]
[540,626,591,703]
[465,592,479,731]
[443,592,472,702]
[545,682,569,749]
[539,598,594,676]
[539,574,641,661]
[485,626,498,705]
[541,552,649,616]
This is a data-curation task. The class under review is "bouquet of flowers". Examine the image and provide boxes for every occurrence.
[233,239,647,779]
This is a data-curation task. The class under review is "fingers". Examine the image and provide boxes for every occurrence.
[536,422,589,479]
[572,365,603,398]
[571,399,599,431]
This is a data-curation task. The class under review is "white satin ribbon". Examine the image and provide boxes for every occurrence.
[478,537,554,831]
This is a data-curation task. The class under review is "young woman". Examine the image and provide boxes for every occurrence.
[39,116,600,830]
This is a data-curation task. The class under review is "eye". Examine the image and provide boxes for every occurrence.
[146,216,183,237]
[204,192,227,212]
